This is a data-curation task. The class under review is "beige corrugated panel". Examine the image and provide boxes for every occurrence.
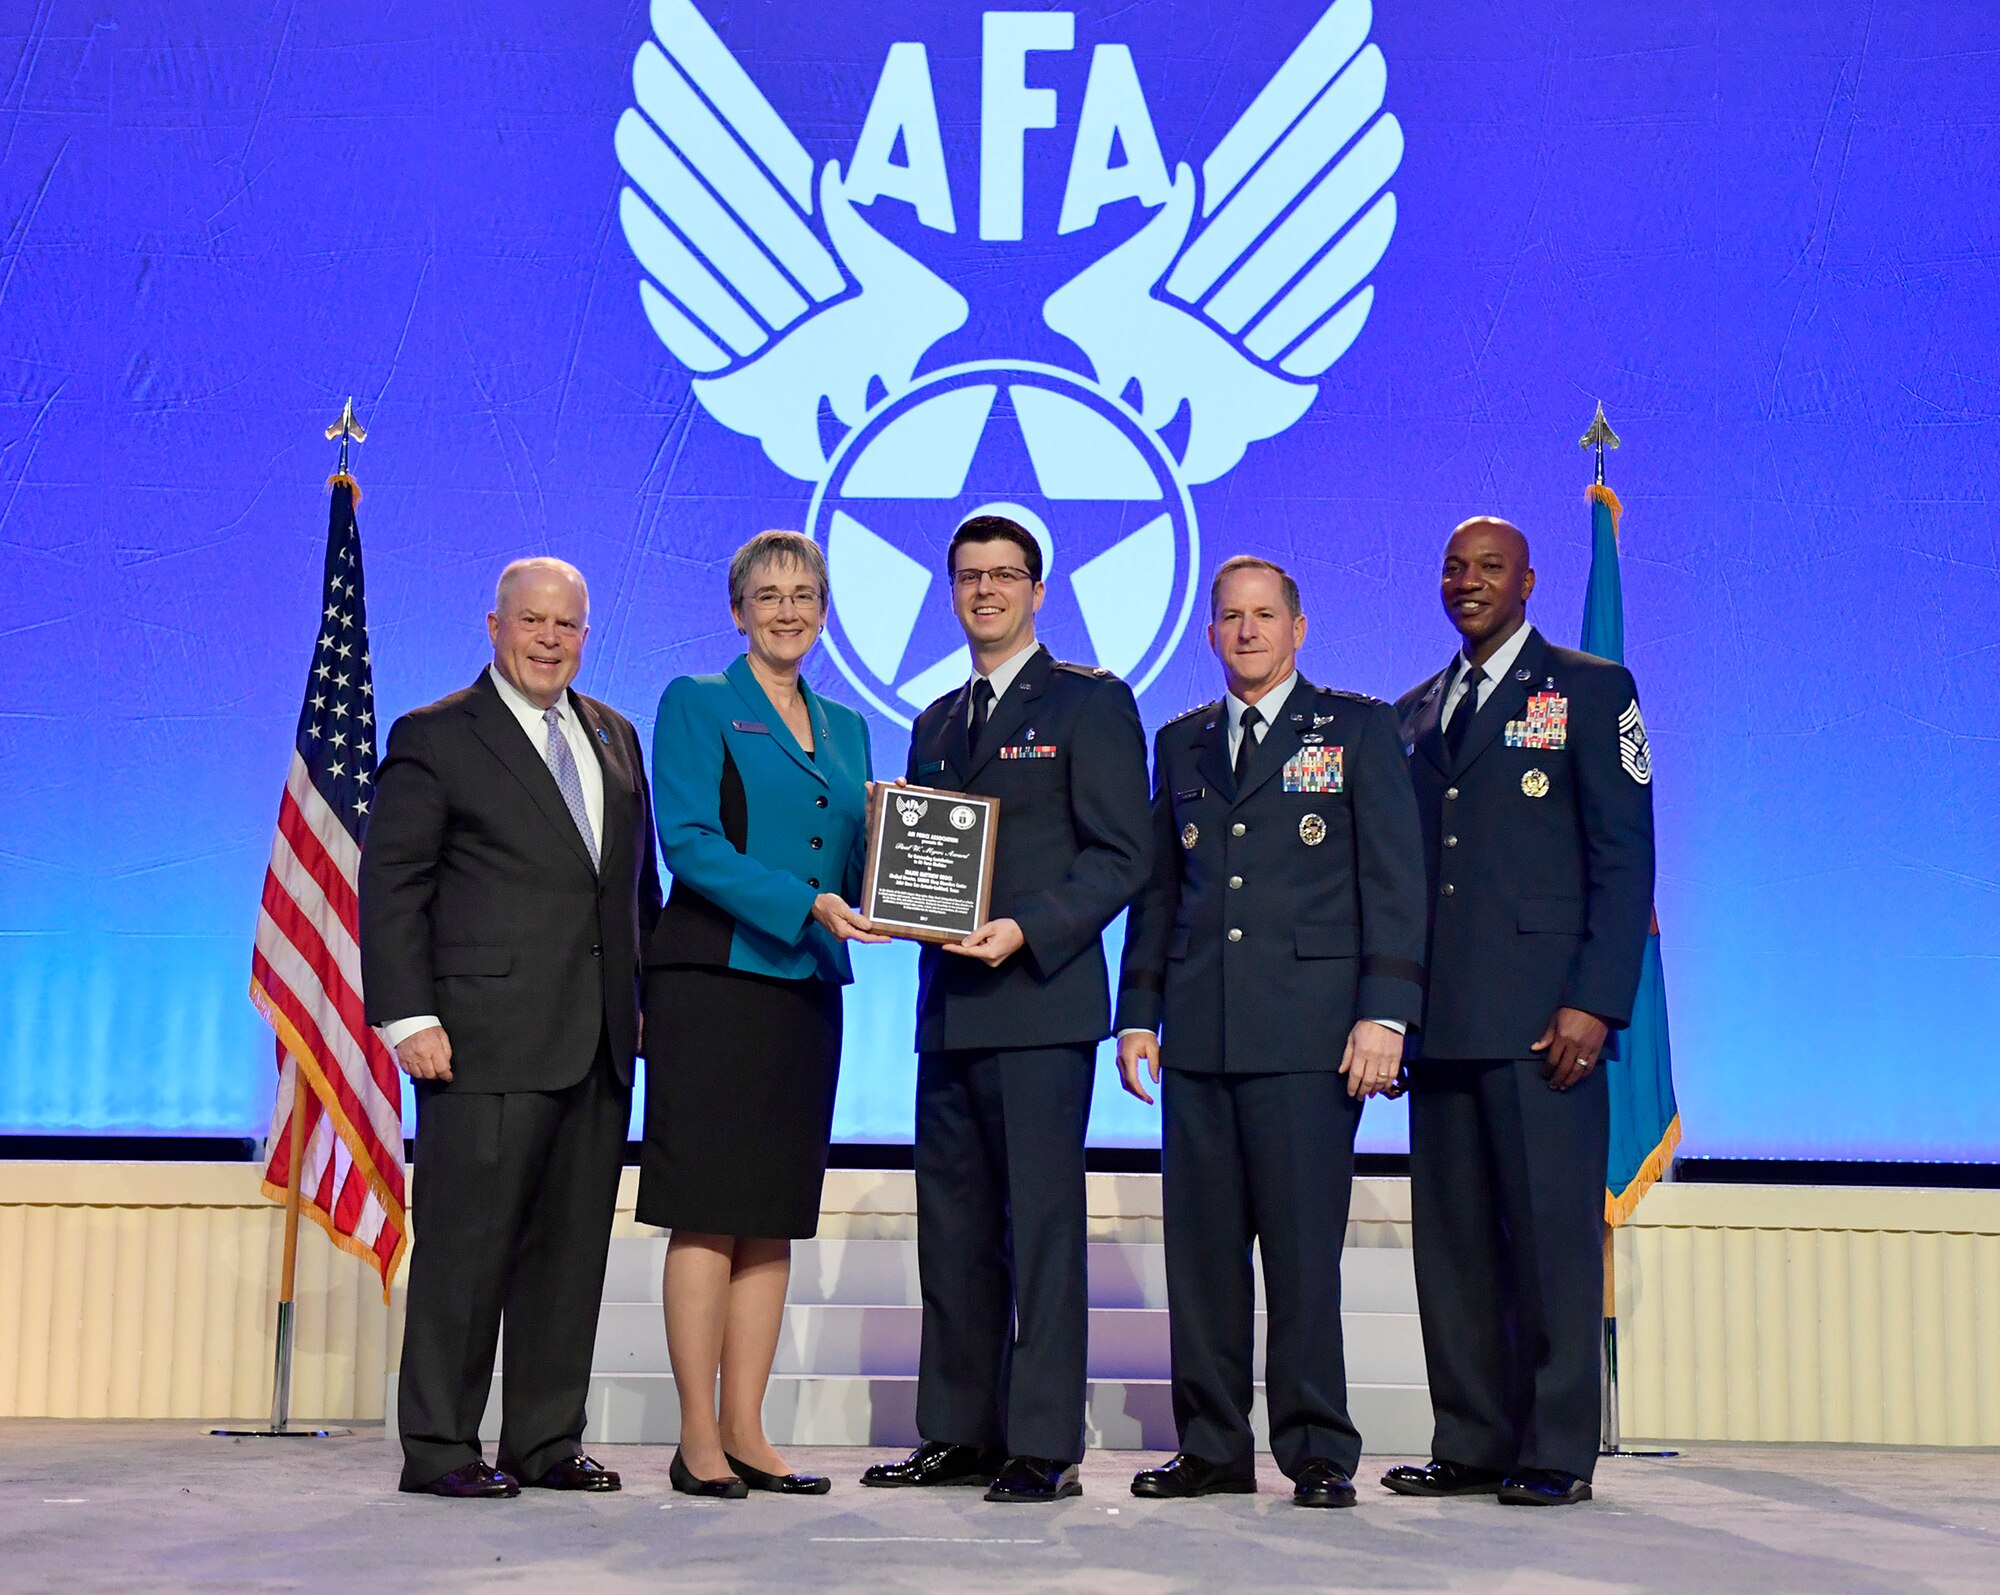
[1614,1183,2000,1444]
[0,1164,390,1422]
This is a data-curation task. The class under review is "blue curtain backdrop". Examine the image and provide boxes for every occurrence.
[2,1,1996,1155]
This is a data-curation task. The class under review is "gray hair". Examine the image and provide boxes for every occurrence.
[1209,554,1301,619]
[495,556,590,621]
[728,530,829,611]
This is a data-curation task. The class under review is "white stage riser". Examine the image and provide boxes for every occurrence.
[396,1374,1437,1454]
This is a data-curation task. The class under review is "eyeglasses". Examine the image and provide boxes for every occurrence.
[745,590,824,614]
[952,565,1035,589]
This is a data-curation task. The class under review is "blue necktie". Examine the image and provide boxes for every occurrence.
[543,706,599,871]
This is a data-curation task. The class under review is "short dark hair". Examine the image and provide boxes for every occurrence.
[1209,554,1301,618]
[948,515,1042,584]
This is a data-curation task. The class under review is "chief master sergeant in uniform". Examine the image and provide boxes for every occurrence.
[1386,516,1655,1508]
[860,514,1152,1504]
[1114,556,1428,1508]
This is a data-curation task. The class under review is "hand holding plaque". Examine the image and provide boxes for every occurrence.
[861,782,1000,944]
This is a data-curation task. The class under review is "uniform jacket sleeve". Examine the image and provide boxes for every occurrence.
[1351,699,1428,1028]
[1011,678,1153,978]
[1112,724,1181,1034]
[650,676,817,948]
[359,712,449,1027]
[1562,665,1656,1027]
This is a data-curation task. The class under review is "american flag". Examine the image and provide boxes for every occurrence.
[248,472,407,1297]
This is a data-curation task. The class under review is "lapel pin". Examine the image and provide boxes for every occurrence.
[596,727,610,743]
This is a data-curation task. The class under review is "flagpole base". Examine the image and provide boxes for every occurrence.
[209,1426,353,1438]
[1600,1445,1681,1459]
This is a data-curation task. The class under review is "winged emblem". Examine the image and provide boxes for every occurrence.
[617,0,1400,490]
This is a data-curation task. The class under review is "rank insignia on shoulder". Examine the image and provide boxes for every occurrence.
[1299,812,1326,846]
[1521,768,1551,798]
[1181,822,1199,850]
[1282,745,1344,793]
[1504,691,1568,751]
[999,743,1058,760]
[1619,699,1652,784]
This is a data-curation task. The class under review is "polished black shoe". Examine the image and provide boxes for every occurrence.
[1498,1468,1592,1507]
[519,1454,621,1492]
[728,1453,832,1495]
[670,1449,749,1500]
[1131,1452,1257,1498]
[1380,1458,1507,1498]
[1291,1460,1358,1508]
[860,1441,1004,1489]
[984,1455,1082,1503]
[401,1461,519,1499]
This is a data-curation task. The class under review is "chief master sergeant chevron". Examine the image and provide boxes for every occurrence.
[1113,556,1427,1508]
[1387,516,1655,1509]
[859,514,1152,1505]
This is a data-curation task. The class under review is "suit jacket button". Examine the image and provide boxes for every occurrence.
[808,878,820,889]
[1228,875,1243,890]
[1227,927,1243,942]
[810,837,823,849]
[1445,787,1460,800]
[1440,884,1455,897]
[1444,835,1458,847]
[590,943,603,956]
[815,795,828,808]
[1231,823,1246,837]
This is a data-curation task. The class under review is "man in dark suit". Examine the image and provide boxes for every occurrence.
[361,557,661,1499]
[860,515,1151,1504]
[1385,517,1654,1508]
[1114,556,1427,1507]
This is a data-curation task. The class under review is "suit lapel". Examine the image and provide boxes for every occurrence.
[1193,706,1234,800]
[464,673,596,875]
[1231,676,1316,806]
[725,655,828,786]
[966,646,1052,781]
[1451,628,1546,776]
[1410,660,1455,775]
[572,691,631,880]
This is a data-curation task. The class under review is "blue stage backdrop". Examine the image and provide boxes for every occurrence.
[3,1,1997,1157]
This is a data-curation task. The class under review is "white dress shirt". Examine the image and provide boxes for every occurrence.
[969,639,1041,723]
[379,665,607,1052]
[1123,666,1403,1041]
[1440,621,1536,732]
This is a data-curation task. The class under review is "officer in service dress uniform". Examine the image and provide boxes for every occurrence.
[860,515,1152,1505]
[1385,516,1655,1508]
[1115,556,1427,1508]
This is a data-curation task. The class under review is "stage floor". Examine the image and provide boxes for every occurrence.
[3,1424,1995,1593]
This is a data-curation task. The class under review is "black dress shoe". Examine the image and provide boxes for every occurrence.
[860,1441,1004,1488]
[1131,1453,1256,1498]
[670,1449,749,1500]
[520,1454,621,1492]
[984,1456,1082,1503]
[1291,1460,1357,1508]
[1380,1458,1507,1497]
[728,1453,832,1495]
[401,1461,519,1499]
[1498,1468,1592,1506]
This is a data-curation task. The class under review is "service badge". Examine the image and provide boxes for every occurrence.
[1299,813,1327,846]
[1181,822,1199,851]
[1521,768,1551,799]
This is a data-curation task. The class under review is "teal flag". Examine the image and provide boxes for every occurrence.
[1582,485,1681,1224]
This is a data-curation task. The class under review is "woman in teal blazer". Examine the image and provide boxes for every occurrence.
[640,530,883,1500]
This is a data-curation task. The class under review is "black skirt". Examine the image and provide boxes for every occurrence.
[636,966,843,1240]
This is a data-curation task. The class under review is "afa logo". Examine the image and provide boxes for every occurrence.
[616,0,1403,724]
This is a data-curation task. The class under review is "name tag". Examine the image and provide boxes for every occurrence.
[1282,745,1344,793]
[1175,786,1206,802]
[1504,692,1568,750]
[918,759,947,777]
[730,719,770,734]
[999,744,1058,760]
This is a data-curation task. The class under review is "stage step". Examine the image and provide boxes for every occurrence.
[387,1227,1433,1453]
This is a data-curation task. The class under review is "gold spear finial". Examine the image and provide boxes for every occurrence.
[325,397,367,444]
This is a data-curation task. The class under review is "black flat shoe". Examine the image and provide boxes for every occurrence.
[984,1455,1081,1503]
[1291,1460,1357,1508]
[1380,1458,1507,1497]
[727,1453,831,1495]
[860,1441,1004,1488]
[670,1449,749,1499]
[1131,1452,1257,1498]
[1498,1467,1592,1506]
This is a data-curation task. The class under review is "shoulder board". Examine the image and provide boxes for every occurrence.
[1317,686,1384,706]
[1053,659,1117,680]
[1164,699,1220,726]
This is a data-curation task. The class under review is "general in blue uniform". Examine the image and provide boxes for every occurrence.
[1386,517,1655,1509]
